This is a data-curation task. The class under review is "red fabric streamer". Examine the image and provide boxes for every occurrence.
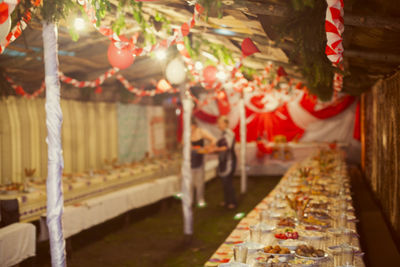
[299,93,355,119]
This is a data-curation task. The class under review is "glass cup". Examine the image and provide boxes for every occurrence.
[233,244,248,263]
[328,228,342,247]
[339,245,355,266]
[249,225,262,244]
[340,228,353,246]
[259,210,271,224]
[337,214,348,229]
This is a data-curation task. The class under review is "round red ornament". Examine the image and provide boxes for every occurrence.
[107,36,135,70]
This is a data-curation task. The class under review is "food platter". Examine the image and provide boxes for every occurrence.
[295,245,328,261]
[278,239,307,250]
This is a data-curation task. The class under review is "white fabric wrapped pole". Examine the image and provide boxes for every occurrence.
[239,96,247,193]
[42,22,66,267]
[181,96,193,235]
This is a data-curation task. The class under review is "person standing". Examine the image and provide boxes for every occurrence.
[215,116,237,210]
[191,118,216,207]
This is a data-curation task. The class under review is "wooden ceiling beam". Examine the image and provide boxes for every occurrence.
[344,50,400,64]
[241,2,400,31]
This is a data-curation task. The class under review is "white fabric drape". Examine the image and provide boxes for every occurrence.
[42,22,66,267]
[181,97,193,235]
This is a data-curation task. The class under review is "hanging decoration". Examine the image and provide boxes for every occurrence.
[59,67,119,88]
[202,65,218,88]
[0,16,11,41]
[0,0,41,54]
[165,57,186,85]
[80,0,203,61]
[325,0,344,92]
[107,36,135,69]
[0,2,9,24]
[116,74,179,96]
[241,37,260,58]
[5,75,45,98]
[325,0,344,64]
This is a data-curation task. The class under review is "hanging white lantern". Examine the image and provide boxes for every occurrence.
[0,17,11,41]
[166,57,186,85]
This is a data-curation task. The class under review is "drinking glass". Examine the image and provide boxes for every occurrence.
[249,225,262,244]
[339,245,355,267]
[340,228,353,246]
[259,210,271,224]
[233,244,248,263]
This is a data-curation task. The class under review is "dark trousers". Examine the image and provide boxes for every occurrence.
[220,173,237,206]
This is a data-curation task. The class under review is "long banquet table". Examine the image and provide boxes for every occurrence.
[205,151,365,267]
[0,153,182,223]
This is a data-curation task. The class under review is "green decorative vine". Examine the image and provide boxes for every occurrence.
[276,0,335,100]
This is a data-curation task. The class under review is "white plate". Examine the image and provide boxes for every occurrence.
[259,223,276,232]
[295,252,329,261]
[219,262,249,267]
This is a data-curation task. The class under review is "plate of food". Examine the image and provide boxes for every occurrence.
[262,245,293,257]
[277,217,296,228]
[274,228,299,240]
[298,229,326,240]
[295,245,328,260]
[305,210,332,220]
[278,239,307,250]
[301,215,330,228]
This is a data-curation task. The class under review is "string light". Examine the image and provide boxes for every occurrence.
[74,17,86,31]
[216,70,227,81]
[194,61,203,71]
[155,49,167,60]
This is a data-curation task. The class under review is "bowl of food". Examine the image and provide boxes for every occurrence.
[295,245,327,260]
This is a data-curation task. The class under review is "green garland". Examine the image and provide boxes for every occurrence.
[276,0,336,100]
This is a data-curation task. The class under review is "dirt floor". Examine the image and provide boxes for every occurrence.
[35,175,281,267]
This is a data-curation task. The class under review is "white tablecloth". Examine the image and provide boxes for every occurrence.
[0,223,36,267]
[39,159,218,241]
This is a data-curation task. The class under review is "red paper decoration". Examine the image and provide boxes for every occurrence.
[95,86,102,94]
[241,38,260,57]
[157,79,172,92]
[0,2,9,24]
[295,82,303,90]
[107,36,135,70]
[203,65,218,88]
[181,23,190,36]
[277,66,287,77]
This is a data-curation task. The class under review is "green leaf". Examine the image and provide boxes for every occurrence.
[68,27,80,42]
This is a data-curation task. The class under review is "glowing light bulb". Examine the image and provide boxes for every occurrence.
[216,71,227,81]
[74,17,85,31]
[155,50,167,60]
[194,61,203,71]
[177,43,185,51]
